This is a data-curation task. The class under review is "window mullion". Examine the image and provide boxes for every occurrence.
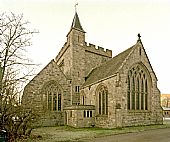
[106,90,108,115]
[139,78,141,110]
[145,79,148,110]
[52,93,54,111]
[47,91,48,110]
[99,92,101,115]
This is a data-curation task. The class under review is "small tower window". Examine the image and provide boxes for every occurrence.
[78,35,79,42]
[139,48,142,56]
[82,96,85,105]
[75,86,80,93]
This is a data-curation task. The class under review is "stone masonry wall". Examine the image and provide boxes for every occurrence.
[81,41,162,128]
[82,76,118,128]
[22,60,71,126]
[84,43,112,77]
[55,43,72,79]
[64,105,95,128]
[23,60,71,108]
[71,43,86,104]
[54,27,113,106]
[66,28,112,105]
[117,41,163,127]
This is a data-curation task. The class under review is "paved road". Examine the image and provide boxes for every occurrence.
[83,128,170,142]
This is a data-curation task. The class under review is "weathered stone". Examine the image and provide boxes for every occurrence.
[22,11,163,128]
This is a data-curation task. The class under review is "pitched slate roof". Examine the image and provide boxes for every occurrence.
[71,12,85,32]
[83,45,135,87]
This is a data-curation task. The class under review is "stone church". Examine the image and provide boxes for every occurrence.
[22,11,163,128]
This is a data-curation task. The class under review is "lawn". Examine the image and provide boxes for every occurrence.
[21,121,170,142]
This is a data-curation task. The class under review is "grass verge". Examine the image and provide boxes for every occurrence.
[19,121,170,142]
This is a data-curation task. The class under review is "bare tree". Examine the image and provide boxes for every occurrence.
[0,12,39,141]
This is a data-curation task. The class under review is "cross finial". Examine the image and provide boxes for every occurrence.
[75,3,78,13]
[138,33,141,40]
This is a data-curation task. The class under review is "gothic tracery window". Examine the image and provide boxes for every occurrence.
[45,82,62,111]
[127,64,150,110]
[97,85,108,115]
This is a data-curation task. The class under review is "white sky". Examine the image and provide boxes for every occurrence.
[0,0,170,94]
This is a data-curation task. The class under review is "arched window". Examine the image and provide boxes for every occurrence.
[141,79,144,110]
[127,76,130,109]
[127,64,150,110]
[132,76,135,110]
[44,81,62,111]
[145,80,148,110]
[97,85,108,115]
[99,92,102,114]
[136,77,140,110]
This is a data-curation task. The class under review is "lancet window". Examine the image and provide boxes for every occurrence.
[97,85,108,115]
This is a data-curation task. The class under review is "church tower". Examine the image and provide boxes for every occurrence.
[66,11,86,105]
[67,11,85,45]
[55,9,112,105]
[55,10,86,105]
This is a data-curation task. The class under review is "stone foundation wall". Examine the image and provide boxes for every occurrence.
[35,111,65,127]
[65,105,95,128]
[123,111,163,127]
[95,116,116,128]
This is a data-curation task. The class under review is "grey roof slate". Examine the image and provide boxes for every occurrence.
[71,12,85,32]
[83,45,135,87]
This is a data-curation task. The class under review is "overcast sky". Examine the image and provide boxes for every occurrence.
[0,0,170,94]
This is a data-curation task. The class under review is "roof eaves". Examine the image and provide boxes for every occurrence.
[82,73,117,89]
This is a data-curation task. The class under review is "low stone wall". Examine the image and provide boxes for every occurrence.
[123,111,163,127]
[95,116,113,128]
[64,105,95,128]
[35,111,65,127]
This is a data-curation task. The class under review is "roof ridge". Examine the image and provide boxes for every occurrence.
[93,45,135,71]
[83,45,135,87]
[117,45,136,72]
